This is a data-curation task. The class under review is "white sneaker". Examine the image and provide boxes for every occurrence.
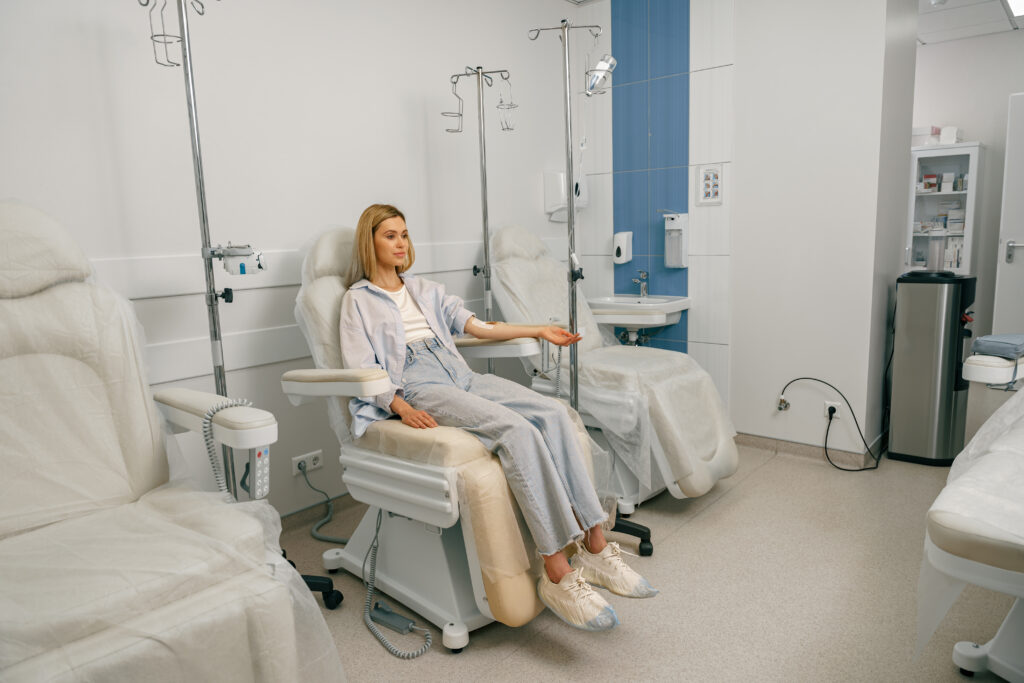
[572,541,659,598]
[537,568,619,631]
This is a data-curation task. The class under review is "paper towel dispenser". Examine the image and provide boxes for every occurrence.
[613,231,633,264]
[545,171,588,222]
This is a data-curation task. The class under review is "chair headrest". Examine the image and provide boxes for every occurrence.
[301,227,355,286]
[0,201,91,298]
[492,225,550,263]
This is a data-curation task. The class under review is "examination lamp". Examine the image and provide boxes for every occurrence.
[585,54,616,95]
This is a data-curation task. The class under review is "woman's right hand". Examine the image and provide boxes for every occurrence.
[399,407,438,429]
[391,395,437,429]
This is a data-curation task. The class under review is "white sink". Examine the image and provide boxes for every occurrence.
[588,295,690,314]
[587,295,691,343]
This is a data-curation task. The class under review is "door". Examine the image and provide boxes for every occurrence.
[993,92,1024,334]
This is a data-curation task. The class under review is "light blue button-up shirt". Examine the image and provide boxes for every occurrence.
[339,274,476,437]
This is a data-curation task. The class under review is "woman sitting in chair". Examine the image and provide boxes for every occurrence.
[340,203,657,632]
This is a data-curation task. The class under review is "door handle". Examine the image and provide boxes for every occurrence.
[1007,240,1024,263]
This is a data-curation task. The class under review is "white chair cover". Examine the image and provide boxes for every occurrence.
[0,201,342,682]
[490,225,738,497]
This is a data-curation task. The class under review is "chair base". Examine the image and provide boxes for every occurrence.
[302,575,344,610]
[612,512,653,556]
[282,549,344,610]
[925,537,1024,682]
[952,598,1024,682]
[323,506,492,649]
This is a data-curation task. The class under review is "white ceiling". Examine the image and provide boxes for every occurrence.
[918,0,1020,44]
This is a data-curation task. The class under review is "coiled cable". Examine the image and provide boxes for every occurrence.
[298,461,350,544]
[201,398,252,503]
[362,509,432,659]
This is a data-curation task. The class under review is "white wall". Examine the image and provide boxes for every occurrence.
[0,0,611,515]
[868,0,920,444]
[731,0,918,452]
[688,0,735,407]
[913,30,1024,339]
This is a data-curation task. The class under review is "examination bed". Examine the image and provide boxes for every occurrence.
[489,225,738,511]
[0,202,341,682]
[282,228,610,650]
[919,384,1024,681]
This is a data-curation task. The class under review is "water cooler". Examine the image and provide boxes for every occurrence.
[889,271,976,465]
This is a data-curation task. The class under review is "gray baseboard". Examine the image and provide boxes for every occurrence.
[735,432,885,469]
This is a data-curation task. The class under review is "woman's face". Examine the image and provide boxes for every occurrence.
[373,216,409,272]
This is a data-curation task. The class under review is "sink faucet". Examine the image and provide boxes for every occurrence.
[631,269,648,297]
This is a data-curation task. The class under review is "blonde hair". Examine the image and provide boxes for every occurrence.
[346,204,415,287]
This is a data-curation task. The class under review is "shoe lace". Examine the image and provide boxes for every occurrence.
[603,542,637,569]
[567,573,594,599]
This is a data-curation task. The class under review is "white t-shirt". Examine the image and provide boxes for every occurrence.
[384,285,436,344]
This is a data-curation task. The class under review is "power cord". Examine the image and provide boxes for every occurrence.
[297,463,431,658]
[778,377,882,472]
[297,460,349,545]
[362,509,432,659]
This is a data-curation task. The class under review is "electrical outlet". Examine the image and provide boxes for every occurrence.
[824,401,842,420]
[292,450,323,476]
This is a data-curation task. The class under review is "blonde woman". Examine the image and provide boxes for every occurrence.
[339,204,657,632]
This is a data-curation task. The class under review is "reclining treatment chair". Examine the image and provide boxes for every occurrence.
[281,228,607,651]
[0,202,340,682]
[918,387,1024,680]
[489,225,739,513]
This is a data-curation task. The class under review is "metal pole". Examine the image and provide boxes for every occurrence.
[559,21,580,410]
[176,0,226,399]
[475,67,495,374]
[176,0,235,495]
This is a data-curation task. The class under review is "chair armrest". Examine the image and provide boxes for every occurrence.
[281,368,392,406]
[153,387,278,449]
[455,336,542,359]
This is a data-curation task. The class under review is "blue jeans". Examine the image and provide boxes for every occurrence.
[401,338,607,555]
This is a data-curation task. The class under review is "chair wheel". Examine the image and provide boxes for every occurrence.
[323,590,343,610]
[327,567,340,574]
[449,647,463,654]
[958,668,974,678]
[639,541,654,556]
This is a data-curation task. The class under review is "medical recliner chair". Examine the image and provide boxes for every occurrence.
[281,228,609,652]
[0,201,341,682]
[489,225,739,513]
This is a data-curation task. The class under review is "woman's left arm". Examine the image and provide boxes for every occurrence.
[463,317,581,347]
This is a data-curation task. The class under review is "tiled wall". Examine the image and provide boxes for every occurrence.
[611,0,690,353]
[611,0,733,405]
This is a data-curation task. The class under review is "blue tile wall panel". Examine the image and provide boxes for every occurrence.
[649,74,688,170]
[615,253,651,295]
[610,0,648,85]
[611,0,689,348]
[649,0,690,78]
[612,81,649,172]
[613,170,649,254]
[648,256,686,296]
[650,338,687,354]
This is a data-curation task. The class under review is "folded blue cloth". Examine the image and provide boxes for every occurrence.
[971,334,1024,360]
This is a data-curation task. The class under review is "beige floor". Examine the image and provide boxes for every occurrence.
[280,444,1014,682]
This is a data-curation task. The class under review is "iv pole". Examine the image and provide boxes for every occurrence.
[141,0,255,497]
[175,0,228,400]
[528,20,602,411]
[444,66,516,374]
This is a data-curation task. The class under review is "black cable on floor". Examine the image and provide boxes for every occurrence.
[779,377,883,473]
[824,411,880,472]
